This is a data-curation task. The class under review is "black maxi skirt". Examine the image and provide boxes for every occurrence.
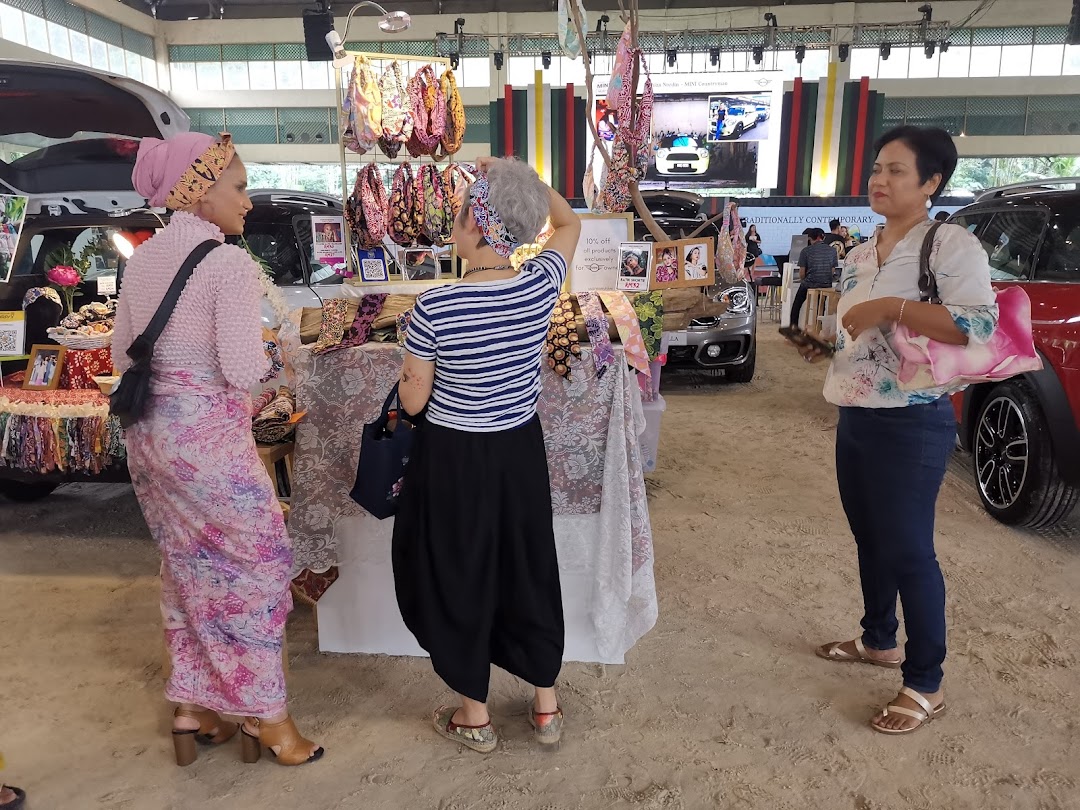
[391,415,565,703]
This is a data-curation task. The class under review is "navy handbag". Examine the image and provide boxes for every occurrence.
[349,383,416,519]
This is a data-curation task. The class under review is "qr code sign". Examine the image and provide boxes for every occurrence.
[0,328,18,354]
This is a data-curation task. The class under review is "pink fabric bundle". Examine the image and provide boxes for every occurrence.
[132,132,218,208]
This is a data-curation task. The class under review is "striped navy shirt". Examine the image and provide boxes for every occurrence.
[405,250,567,432]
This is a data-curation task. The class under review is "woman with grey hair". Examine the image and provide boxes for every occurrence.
[392,157,581,753]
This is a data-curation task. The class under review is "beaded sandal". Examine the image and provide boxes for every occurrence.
[432,706,498,754]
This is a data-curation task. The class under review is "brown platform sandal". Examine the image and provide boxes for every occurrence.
[240,716,324,766]
[172,707,239,767]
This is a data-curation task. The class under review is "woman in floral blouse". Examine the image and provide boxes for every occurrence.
[796,126,997,735]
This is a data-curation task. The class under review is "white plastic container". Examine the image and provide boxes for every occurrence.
[639,393,667,474]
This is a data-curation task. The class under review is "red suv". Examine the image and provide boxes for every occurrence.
[949,181,1080,528]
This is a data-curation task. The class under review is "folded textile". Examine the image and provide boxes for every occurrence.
[373,294,418,331]
[252,386,297,444]
[327,294,388,353]
[302,298,359,346]
[632,291,665,361]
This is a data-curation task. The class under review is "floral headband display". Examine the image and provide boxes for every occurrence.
[166,133,236,210]
[468,174,518,259]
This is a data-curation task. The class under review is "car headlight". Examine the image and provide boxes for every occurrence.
[697,148,709,158]
[716,285,752,316]
[658,149,669,158]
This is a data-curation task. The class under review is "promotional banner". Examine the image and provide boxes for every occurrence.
[311,216,346,276]
[570,213,633,292]
[592,71,785,192]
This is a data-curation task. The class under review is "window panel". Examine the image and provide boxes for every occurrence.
[849,47,878,79]
[69,30,89,65]
[89,36,109,70]
[907,47,939,79]
[223,61,249,90]
[969,45,1001,77]
[1030,44,1064,76]
[275,60,303,90]
[559,55,585,86]
[107,43,125,74]
[45,19,68,58]
[938,45,970,77]
[23,12,47,51]
[195,61,223,90]
[249,61,275,90]
[978,210,1047,281]
[1036,212,1080,282]
[506,56,535,87]
[799,49,830,81]
[999,44,1032,76]
[0,3,27,45]
[301,59,330,90]
[1064,45,1080,75]
[966,96,1026,136]
[458,57,490,88]
[877,47,911,79]
[125,50,142,81]
[141,56,157,87]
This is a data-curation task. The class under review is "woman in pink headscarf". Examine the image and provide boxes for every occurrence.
[113,132,322,768]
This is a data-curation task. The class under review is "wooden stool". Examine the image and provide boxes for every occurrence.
[804,289,840,337]
[257,442,295,502]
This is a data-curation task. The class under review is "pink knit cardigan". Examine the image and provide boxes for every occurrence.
[112,212,270,391]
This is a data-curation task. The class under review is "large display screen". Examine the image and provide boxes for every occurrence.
[592,71,784,192]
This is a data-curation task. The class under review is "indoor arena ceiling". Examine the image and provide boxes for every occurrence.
[118,0,910,23]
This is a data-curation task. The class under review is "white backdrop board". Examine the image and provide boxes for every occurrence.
[569,213,634,292]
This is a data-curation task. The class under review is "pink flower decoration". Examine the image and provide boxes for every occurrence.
[47,265,81,288]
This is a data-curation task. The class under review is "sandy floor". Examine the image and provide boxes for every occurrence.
[2,329,1078,810]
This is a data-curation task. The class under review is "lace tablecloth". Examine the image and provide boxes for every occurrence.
[280,316,658,661]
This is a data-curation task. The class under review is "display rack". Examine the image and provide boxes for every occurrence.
[332,51,453,280]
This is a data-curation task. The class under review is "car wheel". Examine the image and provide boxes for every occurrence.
[973,380,1080,528]
[0,480,59,502]
[734,124,744,138]
[726,344,756,384]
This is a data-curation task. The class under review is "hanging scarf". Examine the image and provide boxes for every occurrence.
[598,291,651,376]
[346,164,389,250]
[442,163,474,219]
[557,0,587,58]
[597,49,653,214]
[576,291,615,378]
[632,291,665,361]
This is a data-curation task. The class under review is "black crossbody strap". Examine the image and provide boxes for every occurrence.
[918,222,945,305]
[128,239,220,359]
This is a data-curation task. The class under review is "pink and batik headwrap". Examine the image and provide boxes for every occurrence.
[468,174,518,258]
[132,132,236,210]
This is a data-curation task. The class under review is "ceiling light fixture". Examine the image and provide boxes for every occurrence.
[666,48,677,68]
[763,12,778,49]
[493,50,504,70]
[325,1,412,67]
[794,45,806,64]
[752,45,764,65]
[838,43,850,62]
[541,51,552,69]
[880,42,892,60]
[924,41,937,58]
[709,47,720,67]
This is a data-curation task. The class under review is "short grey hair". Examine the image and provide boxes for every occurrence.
[484,158,550,245]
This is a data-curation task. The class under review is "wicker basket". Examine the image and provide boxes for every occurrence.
[47,329,114,350]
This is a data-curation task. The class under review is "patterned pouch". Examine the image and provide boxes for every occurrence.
[388,163,422,247]
[353,56,383,153]
[340,58,364,153]
[557,0,587,58]
[597,48,653,214]
[438,68,465,157]
[406,65,445,158]
[311,298,358,355]
[347,164,388,250]
[442,163,474,219]
[420,165,454,245]
[378,61,414,159]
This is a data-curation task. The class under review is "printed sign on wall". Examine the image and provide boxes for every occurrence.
[570,213,634,292]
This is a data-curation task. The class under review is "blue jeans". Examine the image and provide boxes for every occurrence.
[835,398,956,693]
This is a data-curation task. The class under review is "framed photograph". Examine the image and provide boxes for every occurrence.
[651,241,682,289]
[401,248,440,281]
[617,242,652,293]
[23,344,66,391]
[356,247,390,283]
[680,237,715,285]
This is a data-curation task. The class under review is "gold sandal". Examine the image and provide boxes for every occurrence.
[171,707,239,767]
[870,687,947,736]
[240,716,324,766]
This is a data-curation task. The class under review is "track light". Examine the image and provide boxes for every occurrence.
[794,45,806,64]
[880,43,892,60]
[838,43,850,62]
[541,50,552,69]
[918,4,933,23]
[709,47,720,67]
[924,41,937,58]
[752,45,764,65]
[493,50,504,70]
[595,14,609,34]
[763,12,778,49]
[453,17,464,35]
[449,52,459,69]
[940,40,951,53]
[666,48,677,68]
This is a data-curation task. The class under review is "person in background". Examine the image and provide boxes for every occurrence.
[745,223,762,255]
[114,132,322,768]
[790,227,839,328]
[795,125,997,735]
[934,210,950,223]
[823,218,847,259]
[393,156,581,754]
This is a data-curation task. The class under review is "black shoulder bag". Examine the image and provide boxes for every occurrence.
[109,240,220,427]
